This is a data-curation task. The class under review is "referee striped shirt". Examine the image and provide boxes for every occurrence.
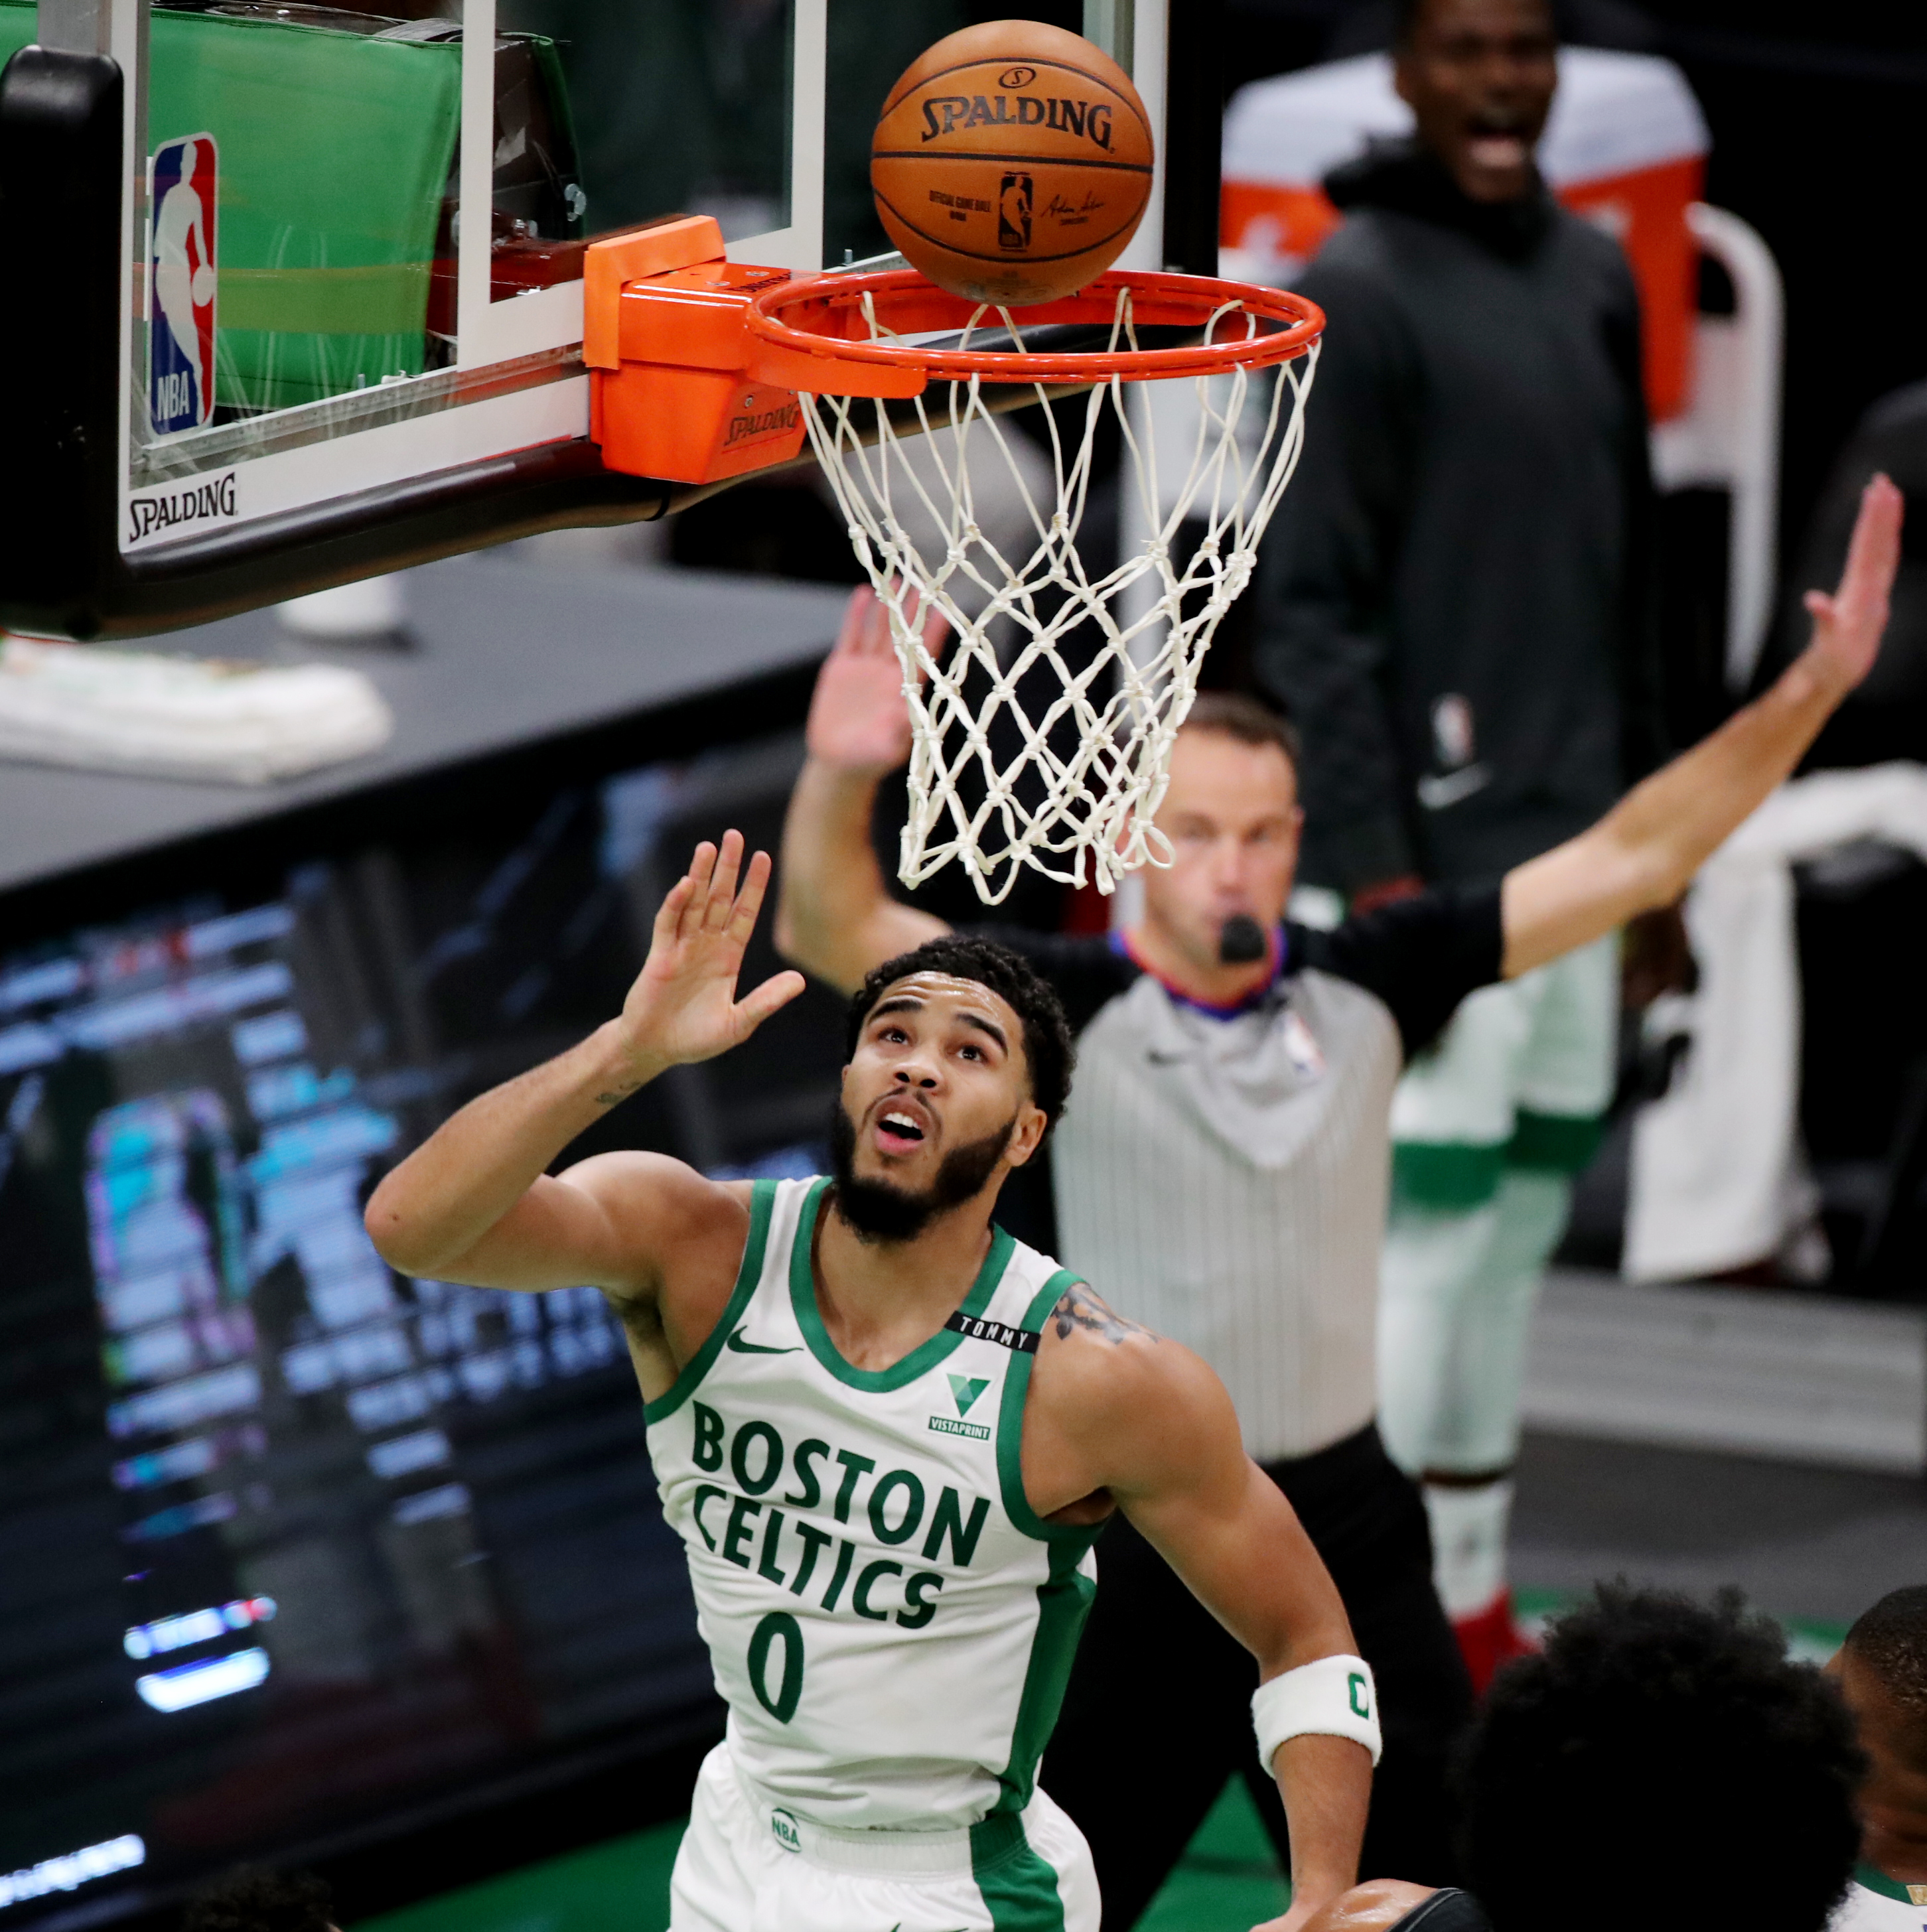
[980,886,1503,1466]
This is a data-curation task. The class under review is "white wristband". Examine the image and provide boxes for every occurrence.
[1253,1654,1382,1773]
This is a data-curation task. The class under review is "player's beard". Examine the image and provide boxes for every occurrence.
[828,1099,1015,1244]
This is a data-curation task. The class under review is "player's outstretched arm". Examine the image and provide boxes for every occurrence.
[364,831,803,1294]
[1029,1288,1371,1932]
[775,585,952,994]
[1501,472,1904,978]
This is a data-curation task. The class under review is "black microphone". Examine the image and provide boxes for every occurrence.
[1218,914,1267,965]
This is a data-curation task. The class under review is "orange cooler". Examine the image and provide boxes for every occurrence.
[1222,49,1710,421]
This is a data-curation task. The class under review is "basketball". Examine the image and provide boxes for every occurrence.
[871,21,1155,308]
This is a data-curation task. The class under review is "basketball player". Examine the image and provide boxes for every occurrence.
[364,847,1378,1932]
[776,474,1900,1913]
[1827,1588,1927,1929]
[1251,0,1664,1679]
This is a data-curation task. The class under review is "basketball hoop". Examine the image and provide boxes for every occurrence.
[747,269,1324,904]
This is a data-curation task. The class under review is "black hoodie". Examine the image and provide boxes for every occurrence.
[1251,140,1666,890]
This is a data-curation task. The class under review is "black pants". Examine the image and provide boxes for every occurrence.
[1042,1423,1474,1929]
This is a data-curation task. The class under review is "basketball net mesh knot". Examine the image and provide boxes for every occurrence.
[802,285,1319,905]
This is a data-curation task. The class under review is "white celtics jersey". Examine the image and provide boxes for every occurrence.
[1832,1868,1927,1931]
[645,1176,1100,1833]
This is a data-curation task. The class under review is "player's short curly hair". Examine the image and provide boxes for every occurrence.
[182,1870,334,1932]
[845,935,1076,1131]
[1459,1584,1863,1932]
[1845,1585,1927,1726]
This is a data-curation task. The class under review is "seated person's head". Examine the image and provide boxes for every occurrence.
[1455,1584,1863,1932]
[1833,1585,1927,1885]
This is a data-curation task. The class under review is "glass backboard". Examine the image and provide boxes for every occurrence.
[0,1,1210,640]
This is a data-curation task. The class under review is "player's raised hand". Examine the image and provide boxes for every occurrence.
[805,581,949,774]
[1801,471,1902,694]
[618,832,805,1068]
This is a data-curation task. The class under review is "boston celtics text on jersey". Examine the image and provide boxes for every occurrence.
[645,1176,1100,1833]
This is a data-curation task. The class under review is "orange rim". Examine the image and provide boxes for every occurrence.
[745,268,1324,388]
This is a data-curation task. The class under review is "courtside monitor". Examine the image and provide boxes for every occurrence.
[0,720,849,1931]
[0,1,1218,642]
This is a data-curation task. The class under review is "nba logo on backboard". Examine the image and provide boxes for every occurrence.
[149,134,218,437]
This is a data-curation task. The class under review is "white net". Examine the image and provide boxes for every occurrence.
[800,284,1319,905]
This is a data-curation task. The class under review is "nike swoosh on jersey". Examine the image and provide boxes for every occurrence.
[724,1326,799,1355]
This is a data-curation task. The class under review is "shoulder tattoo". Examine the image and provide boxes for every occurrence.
[1051,1280,1156,1347]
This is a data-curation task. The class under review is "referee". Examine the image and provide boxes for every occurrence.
[775,482,1896,1918]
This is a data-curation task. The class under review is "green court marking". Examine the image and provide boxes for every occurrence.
[1129,1777,1291,1931]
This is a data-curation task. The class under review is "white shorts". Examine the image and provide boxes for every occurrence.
[670,1742,1100,1932]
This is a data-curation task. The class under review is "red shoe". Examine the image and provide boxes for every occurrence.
[1452,1588,1538,1696]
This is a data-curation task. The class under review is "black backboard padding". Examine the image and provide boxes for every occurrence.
[0,46,123,638]
[1163,0,1224,275]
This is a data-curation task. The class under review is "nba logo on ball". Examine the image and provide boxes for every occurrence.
[149,133,218,437]
[998,173,1033,250]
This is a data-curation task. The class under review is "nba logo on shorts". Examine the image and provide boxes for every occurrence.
[149,134,218,437]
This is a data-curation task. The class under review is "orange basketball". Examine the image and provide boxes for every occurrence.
[871,21,1155,308]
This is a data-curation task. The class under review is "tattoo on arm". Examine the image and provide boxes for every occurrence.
[594,1081,643,1107]
[1052,1280,1156,1347]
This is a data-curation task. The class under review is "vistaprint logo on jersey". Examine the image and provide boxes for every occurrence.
[928,1372,991,1441]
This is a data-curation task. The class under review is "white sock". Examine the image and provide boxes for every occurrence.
[1423,1478,1513,1622]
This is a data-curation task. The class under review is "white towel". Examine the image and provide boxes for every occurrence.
[0,637,393,784]
[1624,763,1927,1281]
